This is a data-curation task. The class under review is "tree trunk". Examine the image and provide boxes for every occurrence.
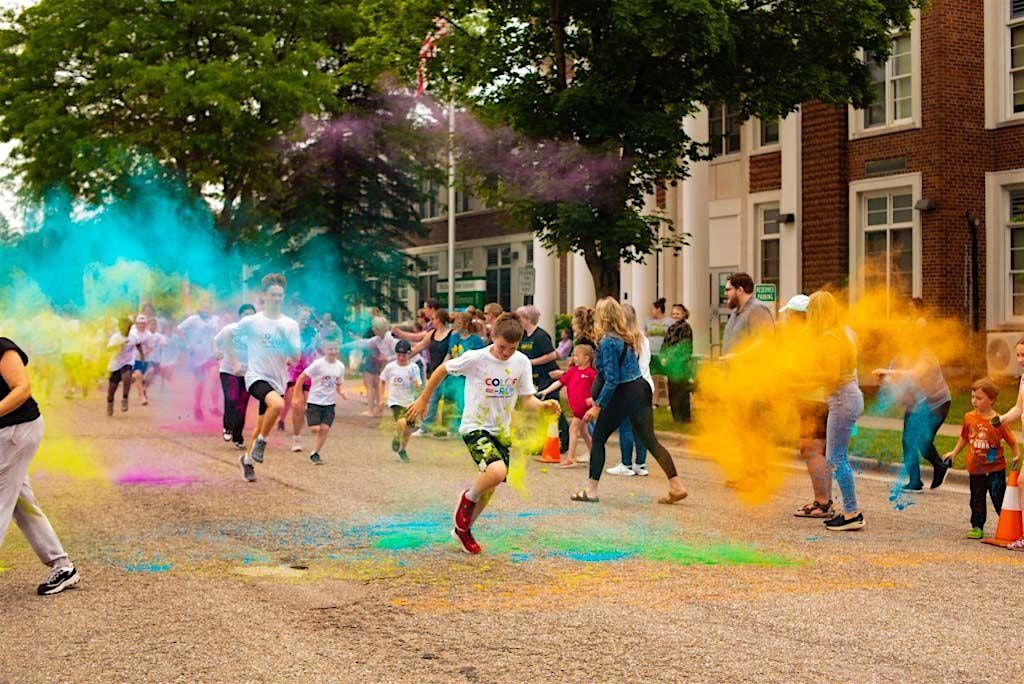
[584,251,620,301]
[550,0,568,90]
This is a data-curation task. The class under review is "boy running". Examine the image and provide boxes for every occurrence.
[292,339,347,465]
[379,339,423,463]
[226,274,300,482]
[213,304,256,449]
[406,313,561,554]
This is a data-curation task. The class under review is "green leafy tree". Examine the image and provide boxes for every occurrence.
[352,0,923,298]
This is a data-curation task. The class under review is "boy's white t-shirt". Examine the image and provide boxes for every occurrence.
[107,332,140,371]
[304,357,346,406]
[177,314,220,367]
[213,322,246,376]
[380,360,422,407]
[444,347,536,436]
[234,311,301,394]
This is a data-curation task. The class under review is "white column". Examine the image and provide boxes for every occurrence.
[571,252,596,309]
[631,192,659,312]
[619,261,633,303]
[779,107,802,302]
[683,108,711,357]
[532,235,558,333]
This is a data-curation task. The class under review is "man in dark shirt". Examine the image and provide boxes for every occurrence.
[516,305,569,452]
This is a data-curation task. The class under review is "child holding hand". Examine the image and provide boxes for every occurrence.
[943,378,1022,539]
[539,344,596,468]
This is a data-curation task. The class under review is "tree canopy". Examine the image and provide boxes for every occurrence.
[353,0,924,297]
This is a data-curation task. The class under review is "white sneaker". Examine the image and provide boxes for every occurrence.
[411,428,427,437]
[290,437,302,452]
[222,431,232,442]
[606,464,635,476]
[633,465,649,477]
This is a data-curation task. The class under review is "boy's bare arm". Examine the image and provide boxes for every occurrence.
[406,365,448,421]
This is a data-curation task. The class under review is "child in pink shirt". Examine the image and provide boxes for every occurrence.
[539,344,596,468]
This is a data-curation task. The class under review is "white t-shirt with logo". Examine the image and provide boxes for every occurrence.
[444,347,536,436]
[304,357,346,406]
[234,312,301,394]
[380,360,422,407]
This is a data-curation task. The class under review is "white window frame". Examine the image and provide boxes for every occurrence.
[985,1,1024,128]
[848,172,922,302]
[849,11,921,139]
[753,117,781,153]
[986,169,1024,326]
[756,203,782,289]
[708,103,742,160]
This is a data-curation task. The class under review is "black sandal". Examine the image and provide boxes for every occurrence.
[570,489,599,503]
[794,500,833,518]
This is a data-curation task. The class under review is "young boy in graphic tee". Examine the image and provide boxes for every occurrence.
[379,340,423,463]
[293,339,346,465]
[406,314,561,554]
[943,378,1021,539]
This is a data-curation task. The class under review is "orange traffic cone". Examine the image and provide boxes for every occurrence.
[982,470,1023,547]
[534,419,562,464]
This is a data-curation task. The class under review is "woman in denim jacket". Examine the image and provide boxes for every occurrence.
[570,297,689,504]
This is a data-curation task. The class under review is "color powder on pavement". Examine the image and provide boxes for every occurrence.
[122,561,172,573]
[114,468,200,487]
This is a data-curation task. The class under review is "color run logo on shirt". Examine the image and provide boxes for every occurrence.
[483,376,518,398]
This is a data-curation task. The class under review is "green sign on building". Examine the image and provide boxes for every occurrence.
[754,283,777,303]
[437,276,487,310]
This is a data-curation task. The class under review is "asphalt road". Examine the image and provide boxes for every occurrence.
[2,381,1022,683]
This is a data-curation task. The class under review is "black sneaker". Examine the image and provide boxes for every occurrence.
[310,452,322,465]
[901,482,924,491]
[250,438,267,463]
[824,512,865,531]
[398,449,409,463]
[240,455,256,482]
[37,564,80,595]
[931,459,950,489]
[391,436,400,453]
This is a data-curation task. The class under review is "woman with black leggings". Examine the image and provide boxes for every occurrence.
[570,297,688,504]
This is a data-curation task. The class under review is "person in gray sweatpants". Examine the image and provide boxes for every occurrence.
[0,336,80,595]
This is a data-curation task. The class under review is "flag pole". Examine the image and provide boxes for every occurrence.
[447,99,456,311]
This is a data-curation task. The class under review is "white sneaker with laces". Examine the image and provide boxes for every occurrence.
[606,464,635,476]
[633,464,649,476]
[411,428,427,437]
[290,437,302,452]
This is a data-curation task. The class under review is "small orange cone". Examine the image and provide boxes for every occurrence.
[534,419,561,464]
[983,470,1022,547]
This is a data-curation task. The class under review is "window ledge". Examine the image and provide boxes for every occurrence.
[709,153,742,166]
[988,115,1024,130]
[849,120,920,141]
[750,144,781,156]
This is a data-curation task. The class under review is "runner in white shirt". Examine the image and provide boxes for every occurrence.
[406,313,561,555]
[141,317,167,398]
[105,316,141,416]
[378,340,423,462]
[225,274,300,482]
[129,314,154,405]
[293,339,347,465]
[177,303,221,422]
[213,304,256,449]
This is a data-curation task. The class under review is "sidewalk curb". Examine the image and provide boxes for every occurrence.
[651,429,973,489]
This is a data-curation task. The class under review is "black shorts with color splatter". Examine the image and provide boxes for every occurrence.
[462,430,512,471]
[390,404,417,428]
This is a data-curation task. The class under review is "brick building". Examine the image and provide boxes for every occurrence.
[402,1,1024,360]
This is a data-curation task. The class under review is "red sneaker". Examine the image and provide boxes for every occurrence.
[454,490,475,532]
[451,527,481,554]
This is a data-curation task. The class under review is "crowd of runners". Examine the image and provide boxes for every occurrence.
[5,268,1024,595]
